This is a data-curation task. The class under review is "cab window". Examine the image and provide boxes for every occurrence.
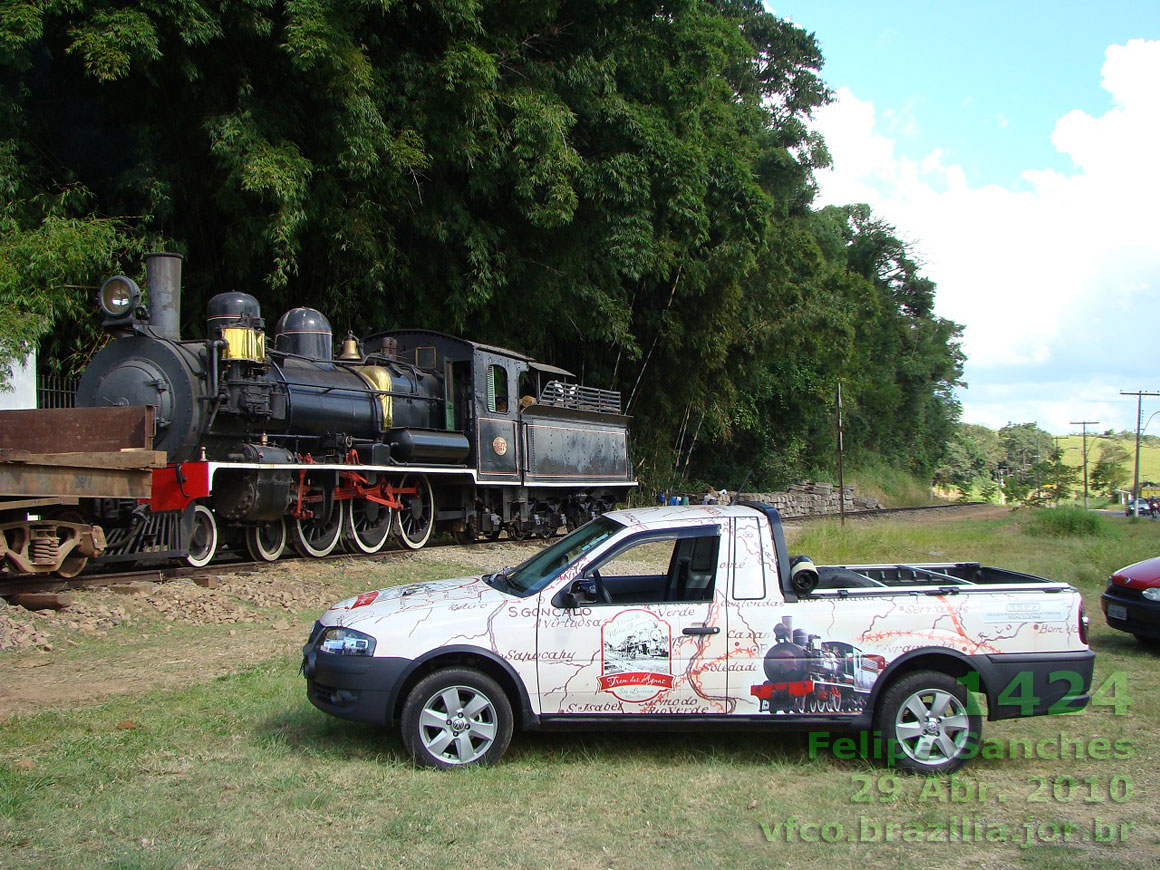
[486,364,509,414]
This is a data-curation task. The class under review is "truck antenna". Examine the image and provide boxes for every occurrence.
[730,470,753,506]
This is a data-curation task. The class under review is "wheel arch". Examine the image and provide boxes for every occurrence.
[866,647,988,717]
[390,645,537,730]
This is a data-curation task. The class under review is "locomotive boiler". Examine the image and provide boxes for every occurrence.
[63,253,635,569]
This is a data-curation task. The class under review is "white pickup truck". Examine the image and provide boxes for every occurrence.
[302,503,1094,773]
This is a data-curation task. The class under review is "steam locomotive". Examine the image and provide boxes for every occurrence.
[68,253,634,568]
[750,616,885,714]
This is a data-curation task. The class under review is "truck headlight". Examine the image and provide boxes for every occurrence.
[319,626,376,656]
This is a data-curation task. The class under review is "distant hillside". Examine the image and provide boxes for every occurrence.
[1056,433,1160,491]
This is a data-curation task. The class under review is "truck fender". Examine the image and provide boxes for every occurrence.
[392,644,538,730]
[862,646,982,717]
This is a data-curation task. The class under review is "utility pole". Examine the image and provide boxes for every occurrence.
[1120,390,1160,510]
[1070,420,1099,509]
[836,381,845,527]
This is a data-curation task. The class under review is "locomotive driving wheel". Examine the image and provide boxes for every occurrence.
[345,497,394,554]
[290,501,344,558]
[245,518,287,562]
[393,474,434,549]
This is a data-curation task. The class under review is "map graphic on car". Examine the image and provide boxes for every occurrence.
[599,609,674,702]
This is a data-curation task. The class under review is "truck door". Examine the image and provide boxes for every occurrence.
[728,516,886,717]
[536,525,731,715]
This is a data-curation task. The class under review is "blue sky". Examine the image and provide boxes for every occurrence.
[768,2,1160,435]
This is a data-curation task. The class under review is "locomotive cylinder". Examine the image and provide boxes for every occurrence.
[213,444,295,521]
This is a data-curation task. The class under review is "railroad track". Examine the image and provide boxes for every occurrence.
[0,502,988,600]
[0,532,548,599]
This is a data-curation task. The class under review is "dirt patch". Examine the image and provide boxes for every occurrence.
[0,542,533,717]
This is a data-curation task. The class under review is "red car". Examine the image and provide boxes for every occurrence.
[1101,557,1160,642]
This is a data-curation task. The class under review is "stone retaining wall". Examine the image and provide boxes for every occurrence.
[737,482,880,517]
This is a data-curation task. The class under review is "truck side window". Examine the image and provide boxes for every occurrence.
[732,517,766,600]
[589,533,719,604]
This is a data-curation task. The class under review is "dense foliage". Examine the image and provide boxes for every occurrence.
[0,0,962,488]
[941,421,1084,505]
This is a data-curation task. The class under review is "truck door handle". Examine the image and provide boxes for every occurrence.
[683,626,720,636]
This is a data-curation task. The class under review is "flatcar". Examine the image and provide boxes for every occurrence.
[3,253,635,574]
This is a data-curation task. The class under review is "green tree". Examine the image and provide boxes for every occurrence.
[940,423,1002,493]
[0,0,963,492]
[1089,441,1131,497]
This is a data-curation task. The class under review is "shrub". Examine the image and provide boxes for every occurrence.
[1024,505,1103,537]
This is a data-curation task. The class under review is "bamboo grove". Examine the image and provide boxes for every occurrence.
[0,0,963,490]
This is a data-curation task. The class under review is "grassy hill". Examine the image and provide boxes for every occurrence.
[1056,432,1160,494]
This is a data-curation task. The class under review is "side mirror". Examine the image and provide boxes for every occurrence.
[552,589,580,609]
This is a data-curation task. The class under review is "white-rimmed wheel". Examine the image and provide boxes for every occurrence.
[290,501,344,558]
[345,497,393,554]
[393,474,434,550]
[874,670,981,774]
[245,518,287,562]
[185,503,219,568]
[400,668,513,769]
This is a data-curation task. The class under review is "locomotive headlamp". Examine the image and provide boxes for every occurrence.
[98,275,142,319]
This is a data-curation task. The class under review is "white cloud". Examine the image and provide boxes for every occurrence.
[806,40,1160,433]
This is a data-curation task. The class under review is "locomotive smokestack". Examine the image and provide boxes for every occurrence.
[145,252,183,340]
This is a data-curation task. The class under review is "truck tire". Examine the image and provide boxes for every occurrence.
[400,668,513,769]
[874,670,980,774]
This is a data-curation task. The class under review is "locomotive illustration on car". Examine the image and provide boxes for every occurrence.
[0,252,635,576]
[750,615,886,714]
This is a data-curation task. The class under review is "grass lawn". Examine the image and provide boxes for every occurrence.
[2,509,1159,869]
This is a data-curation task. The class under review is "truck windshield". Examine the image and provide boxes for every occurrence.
[499,515,623,596]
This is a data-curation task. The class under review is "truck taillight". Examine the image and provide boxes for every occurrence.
[1078,600,1089,645]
